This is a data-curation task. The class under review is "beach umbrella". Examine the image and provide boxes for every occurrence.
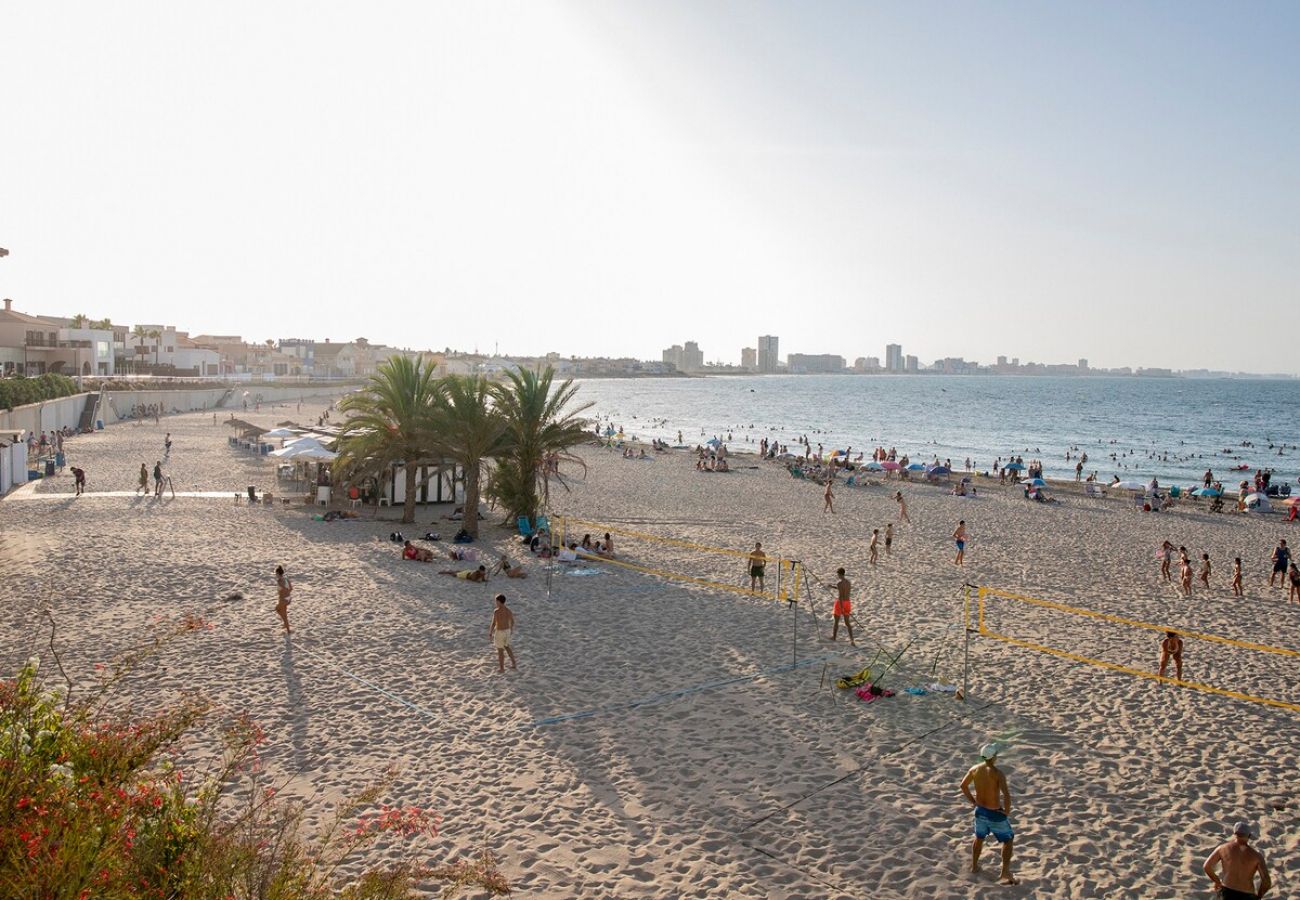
[1191,487,1221,497]
[1022,477,1046,487]
[292,446,338,461]
[1113,480,1146,491]
[1005,462,1026,471]
[881,461,902,470]
[906,463,926,471]
[263,427,298,439]
[928,465,952,475]
[864,461,884,471]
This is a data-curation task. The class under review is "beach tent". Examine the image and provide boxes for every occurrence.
[1113,481,1146,491]
[1191,487,1221,497]
[864,461,884,471]
[1244,493,1271,512]
[928,466,952,475]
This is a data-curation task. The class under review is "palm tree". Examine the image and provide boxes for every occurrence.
[131,325,149,373]
[70,313,88,328]
[334,355,440,524]
[490,367,592,522]
[428,375,507,538]
[148,330,162,367]
[90,317,112,331]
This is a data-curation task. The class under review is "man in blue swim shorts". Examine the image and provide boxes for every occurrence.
[960,742,1017,884]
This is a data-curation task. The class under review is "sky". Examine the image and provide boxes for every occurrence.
[1,2,1297,373]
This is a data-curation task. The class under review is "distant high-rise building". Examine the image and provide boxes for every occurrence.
[682,341,704,373]
[996,355,1008,368]
[904,354,918,373]
[786,353,845,374]
[885,343,903,373]
[865,356,881,371]
[741,347,757,370]
[1078,358,1088,371]
[757,335,779,373]
[1012,357,1020,367]
[662,344,684,370]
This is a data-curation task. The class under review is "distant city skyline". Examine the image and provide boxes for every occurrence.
[2,4,1298,374]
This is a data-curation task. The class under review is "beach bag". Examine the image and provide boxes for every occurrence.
[836,667,872,689]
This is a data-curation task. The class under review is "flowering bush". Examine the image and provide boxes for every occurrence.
[1,627,509,898]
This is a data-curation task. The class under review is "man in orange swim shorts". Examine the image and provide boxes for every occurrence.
[832,567,855,646]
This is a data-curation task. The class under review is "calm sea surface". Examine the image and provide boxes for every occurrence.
[570,375,1300,486]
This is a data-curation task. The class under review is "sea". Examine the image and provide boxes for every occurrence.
[570,375,1300,487]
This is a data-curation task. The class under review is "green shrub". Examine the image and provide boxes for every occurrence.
[0,374,79,411]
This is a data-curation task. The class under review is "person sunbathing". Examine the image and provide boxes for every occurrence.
[496,556,528,578]
[438,565,488,582]
[402,540,433,562]
[447,547,478,561]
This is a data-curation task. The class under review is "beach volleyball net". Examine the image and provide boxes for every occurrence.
[969,585,1300,713]
[553,516,802,603]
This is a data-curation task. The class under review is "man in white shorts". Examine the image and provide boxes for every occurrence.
[489,594,518,673]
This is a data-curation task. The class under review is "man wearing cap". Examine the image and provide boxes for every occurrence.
[1203,822,1271,899]
[959,743,1017,885]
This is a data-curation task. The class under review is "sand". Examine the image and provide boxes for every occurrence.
[2,405,1298,898]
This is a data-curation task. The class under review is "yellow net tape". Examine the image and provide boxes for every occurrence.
[979,587,1300,658]
[555,516,797,602]
[976,587,1300,714]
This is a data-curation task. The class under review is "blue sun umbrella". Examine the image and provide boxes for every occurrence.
[907,463,926,471]
[928,465,952,475]
[1005,462,1026,471]
[1192,487,1221,497]
[864,461,884,471]
[1022,477,1046,487]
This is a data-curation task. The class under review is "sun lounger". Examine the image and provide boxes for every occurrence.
[1084,483,1105,499]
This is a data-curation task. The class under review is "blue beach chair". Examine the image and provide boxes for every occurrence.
[516,516,533,536]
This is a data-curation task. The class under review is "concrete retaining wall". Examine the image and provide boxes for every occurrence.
[0,393,89,438]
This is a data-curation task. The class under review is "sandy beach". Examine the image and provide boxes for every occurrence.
[3,406,1299,898]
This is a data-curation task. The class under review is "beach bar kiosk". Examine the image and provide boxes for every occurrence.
[0,431,28,497]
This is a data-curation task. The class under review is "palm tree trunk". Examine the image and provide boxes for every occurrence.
[402,462,418,524]
[464,464,480,537]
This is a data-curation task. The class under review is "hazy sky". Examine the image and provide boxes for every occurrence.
[2,2,1297,372]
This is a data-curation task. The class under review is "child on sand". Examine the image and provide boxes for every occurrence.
[869,529,880,565]
[1159,631,1183,680]
[1199,553,1212,589]
[953,521,968,567]
[1232,557,1243,596]
[1159,541,1174,582]
[1180,554,1193,597]
[489,594,517,673]
[895,491,910,523]
[823,479,835,514]
[885,523,894,555]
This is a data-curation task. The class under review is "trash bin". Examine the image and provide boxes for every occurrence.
[55,452,65,470]
[44,459,55,478]
[95,420,104,430]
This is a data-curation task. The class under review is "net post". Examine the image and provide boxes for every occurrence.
[962,584,973,702]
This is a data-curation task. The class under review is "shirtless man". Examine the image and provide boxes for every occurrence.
[747,542,767,592]
[869,529,880,566]
[953,520,968,567]
[823,479,835,514]
[1203,822,1270,899]
[489,594,517,673]
[894,491,910,523]
[885,523,894,556]
[959,743,1017,885]
[831,568,855,645]
[1269,539,1289,589]
[1159,631,1183,680]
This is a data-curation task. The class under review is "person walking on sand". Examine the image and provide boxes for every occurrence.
[489,594,517,673]
[137,463,149,495]
[1289,562,1300,604]
[885,523,894,556]
[831,568,855,645]
[1159,631,1183,680]
[164,432,172,456]
[1232,557,1243,597]
[747,542,767,592]
[960,743,1017,885]
[152,460,163,497]
[1269,539,1290,589]
[823,478,835,514]
[1159,541,1175,582]
[1180,550,1194,597]
[869,528,880,566]
[953,520,968,567]
[274,565,292,633]
[895,491,910,524]
[1203,822,1270,899]
[1200,553,1213,589]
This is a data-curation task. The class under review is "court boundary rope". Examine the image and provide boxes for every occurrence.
[972,586,1300,714]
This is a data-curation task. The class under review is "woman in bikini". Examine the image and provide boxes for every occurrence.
[275,565,293,633]
[1158,631,1183,680]
[1159,541,1174,582]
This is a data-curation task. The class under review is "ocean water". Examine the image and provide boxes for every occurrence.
[570,375,1300,487]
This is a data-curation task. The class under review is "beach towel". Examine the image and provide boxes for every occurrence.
[856,684,895,702]
[566,567,606,576]
[836,667,872,689]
